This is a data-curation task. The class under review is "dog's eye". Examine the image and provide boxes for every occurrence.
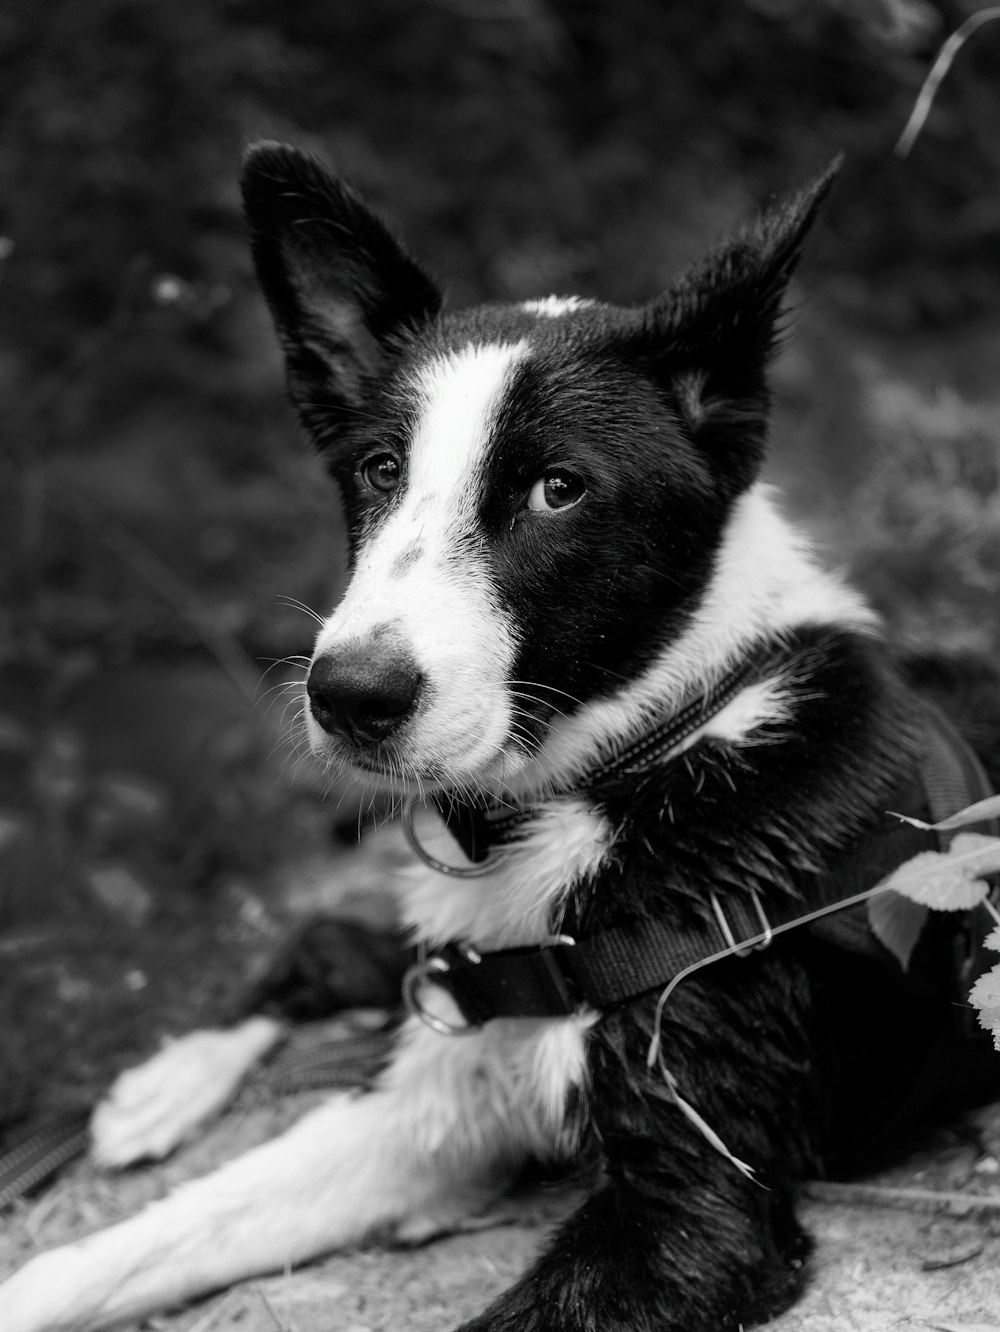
[526,469,586,513]
[360,453,401,494]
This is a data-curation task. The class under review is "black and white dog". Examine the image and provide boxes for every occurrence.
[4,145,1000,1332]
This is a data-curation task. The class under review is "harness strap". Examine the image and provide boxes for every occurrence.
[411,712,997,1029]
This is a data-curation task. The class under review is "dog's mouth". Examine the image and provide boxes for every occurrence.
[303,682,556,797]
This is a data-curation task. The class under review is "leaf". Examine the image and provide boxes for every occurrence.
[876,834,1000,910]
[969,962,1000,1015]
[969,962,1000,1051]
[868,890,929,970]
[891,794,1000,833]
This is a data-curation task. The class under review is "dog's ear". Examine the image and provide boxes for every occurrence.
[645,159,841,498]
[241,141,442,443]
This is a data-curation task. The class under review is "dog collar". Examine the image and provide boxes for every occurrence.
[404,654,762,874]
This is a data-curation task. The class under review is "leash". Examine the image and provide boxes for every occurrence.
[0,1024,397,1210]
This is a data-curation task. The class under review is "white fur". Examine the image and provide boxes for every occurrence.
[308,343,527,787]
[402,795,611,949]
[521,296,594,317]
[2,1015,587,1332]
[89,1018,284,1169]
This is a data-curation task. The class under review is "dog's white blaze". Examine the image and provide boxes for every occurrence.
[309,342,527,782]
[525,483,876,792]
[402,796,611,949]
[521,295,594,317]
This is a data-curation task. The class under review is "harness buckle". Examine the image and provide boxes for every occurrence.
[402,947,476,1036]
[402,936,578,1035]
[709,890,773,958]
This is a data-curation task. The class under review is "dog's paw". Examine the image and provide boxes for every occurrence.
[1,1244,97,1332]
[90,1017,283,1168]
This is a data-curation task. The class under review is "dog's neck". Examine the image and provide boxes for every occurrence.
[494,483,877,802]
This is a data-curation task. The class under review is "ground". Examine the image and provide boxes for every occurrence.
[2,1087,1000,1330]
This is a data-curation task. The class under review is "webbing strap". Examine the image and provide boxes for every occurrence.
[419,785,935,1022]
[417,711,996,1027]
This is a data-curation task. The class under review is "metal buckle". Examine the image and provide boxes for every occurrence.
[402,944,479,1036]
[709,889,773,958]
[403,799,508,878]
[402,936,578,1035]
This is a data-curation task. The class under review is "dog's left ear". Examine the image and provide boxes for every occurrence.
[241,142,442,445]
[646,158,841,498]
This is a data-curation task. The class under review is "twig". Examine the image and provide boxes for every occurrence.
[803,1178,1000,1216]
[896,7,1000,158]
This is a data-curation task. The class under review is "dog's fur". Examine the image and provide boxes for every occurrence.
[4,146,1000,1332]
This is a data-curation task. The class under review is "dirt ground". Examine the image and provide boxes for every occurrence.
[2,1091,1000,1331]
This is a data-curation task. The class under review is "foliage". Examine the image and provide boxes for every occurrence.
[845,372,1000,652]
[3,0,999,673]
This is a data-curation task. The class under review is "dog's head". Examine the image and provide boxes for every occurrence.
[242,144,837,796]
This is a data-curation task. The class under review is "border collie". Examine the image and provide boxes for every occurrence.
[4,144,999,1332]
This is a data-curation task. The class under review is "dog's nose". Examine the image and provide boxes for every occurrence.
[307,645,424,743]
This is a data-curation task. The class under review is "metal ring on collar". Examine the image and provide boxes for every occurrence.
[403,797,508,878]
[402,954,474,1035]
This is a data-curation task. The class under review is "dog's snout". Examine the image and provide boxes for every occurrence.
[307,645,424,744]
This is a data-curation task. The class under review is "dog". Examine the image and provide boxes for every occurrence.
[4,143,1000,1332]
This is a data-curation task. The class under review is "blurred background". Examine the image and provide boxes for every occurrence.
[1,0,998,1145]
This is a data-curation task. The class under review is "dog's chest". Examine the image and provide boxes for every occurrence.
[399,795,612,950]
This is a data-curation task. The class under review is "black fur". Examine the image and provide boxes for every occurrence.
[241,145,1000,1332]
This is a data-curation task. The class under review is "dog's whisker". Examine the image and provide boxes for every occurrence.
[275,594,327,627]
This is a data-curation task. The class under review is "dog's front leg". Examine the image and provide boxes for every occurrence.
[455,1155,807,1332]
[2,1015,568,1332]
[456,971,815,1332]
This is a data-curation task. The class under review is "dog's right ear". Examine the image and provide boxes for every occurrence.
[241,142,442,444]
